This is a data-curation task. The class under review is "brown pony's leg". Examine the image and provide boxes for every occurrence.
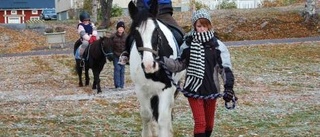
[92,67,101,93]
[92,62,105,93]
[85,63,90,86]
[75,59,83,87]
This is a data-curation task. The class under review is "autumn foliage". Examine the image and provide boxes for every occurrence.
[0,3,319,54]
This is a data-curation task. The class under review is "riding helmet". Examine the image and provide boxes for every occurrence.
[79,11,90,22]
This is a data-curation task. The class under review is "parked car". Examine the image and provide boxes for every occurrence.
[40,9,57,20]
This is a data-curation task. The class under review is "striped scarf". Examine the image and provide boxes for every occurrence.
[184,31,215,92]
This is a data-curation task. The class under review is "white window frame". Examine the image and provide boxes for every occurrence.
[32,10,38,14]
[11,10,17,15]
[8,17,20,23]
[30,16,40,20]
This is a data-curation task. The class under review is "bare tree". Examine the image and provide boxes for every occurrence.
[99,0,113,29]
[303,0,317,22]
[91,0,98,23]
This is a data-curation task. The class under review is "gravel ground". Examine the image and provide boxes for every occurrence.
[0,42,319,136]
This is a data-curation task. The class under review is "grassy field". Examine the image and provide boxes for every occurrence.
[0,42,319,137]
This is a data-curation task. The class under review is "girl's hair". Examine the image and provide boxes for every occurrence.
[193,18,213,30]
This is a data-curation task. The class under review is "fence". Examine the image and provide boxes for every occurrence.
[180,0,262,11]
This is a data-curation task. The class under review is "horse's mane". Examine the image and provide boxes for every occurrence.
[88,37,107,59]
[129,8,156,36]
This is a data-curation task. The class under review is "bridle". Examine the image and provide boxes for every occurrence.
[100,38,113,57]
[136,19,162,59]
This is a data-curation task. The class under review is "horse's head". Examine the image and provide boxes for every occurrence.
[98,36,113,61]
[128,0,175,74]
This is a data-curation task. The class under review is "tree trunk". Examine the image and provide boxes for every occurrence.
[91,0,98,23]
[304,0,317,22]
[99,0,113,29]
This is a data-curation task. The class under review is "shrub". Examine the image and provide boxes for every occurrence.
[45,28,54,33]
[189,1,210,10]
[260,0,298,7]
[111,4,123,17]
[45,26,65,33]
[217,0,237,9]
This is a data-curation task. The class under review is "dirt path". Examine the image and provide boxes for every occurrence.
[1,36,319,58]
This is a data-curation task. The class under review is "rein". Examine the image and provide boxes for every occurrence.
[100,39,113,57]
[159,61,237,110]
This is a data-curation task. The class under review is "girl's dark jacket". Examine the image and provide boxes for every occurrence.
[163,35,235,96]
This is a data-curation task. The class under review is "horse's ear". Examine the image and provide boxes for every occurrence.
[149,0,158,17]
[128,1,138,19]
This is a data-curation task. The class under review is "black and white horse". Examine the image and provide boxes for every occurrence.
[128,0,185,136]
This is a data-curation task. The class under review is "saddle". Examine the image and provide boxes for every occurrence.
[158,20,184,47]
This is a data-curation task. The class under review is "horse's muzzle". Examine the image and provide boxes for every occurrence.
[141,60,159,74]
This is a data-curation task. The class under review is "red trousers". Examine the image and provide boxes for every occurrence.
[188,97,217,134]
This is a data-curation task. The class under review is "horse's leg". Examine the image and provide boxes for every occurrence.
[85,63,90,86]
[135,87,155,137]
[91,68,97,90]
[76,59,83,87]
[92,66,103,93]
[157,87,175,137]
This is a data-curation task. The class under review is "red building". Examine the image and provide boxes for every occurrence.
[0,0,54,24]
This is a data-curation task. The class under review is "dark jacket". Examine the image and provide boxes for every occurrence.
[163,36,234,96]
[111,32,127,57]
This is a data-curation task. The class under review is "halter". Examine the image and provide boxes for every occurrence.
[100,38,113,57]
[136,19,161,58]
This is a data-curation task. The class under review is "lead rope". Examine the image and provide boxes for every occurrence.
[158,60,237,109]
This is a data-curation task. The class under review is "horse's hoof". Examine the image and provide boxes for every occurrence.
[79,83,83,87]
[97,90,102,94]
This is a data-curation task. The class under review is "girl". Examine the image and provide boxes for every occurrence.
[162,8,236,137]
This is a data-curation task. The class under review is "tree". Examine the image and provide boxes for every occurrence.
[91,0,98,23]
[99,0,113,29]
[83,0,92,14]
[303,0,317,22]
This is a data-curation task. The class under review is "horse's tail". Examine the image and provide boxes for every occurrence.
[74,39,82,55]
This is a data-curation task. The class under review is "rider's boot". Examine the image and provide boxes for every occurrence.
[79,47,85,67]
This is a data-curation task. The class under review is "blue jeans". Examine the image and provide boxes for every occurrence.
[113,57,125,88]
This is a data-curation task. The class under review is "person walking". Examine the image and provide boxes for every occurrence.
[161,8,236,137]
[111,21,128,90]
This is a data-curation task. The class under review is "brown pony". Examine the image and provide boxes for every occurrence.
[73,37,113,93]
